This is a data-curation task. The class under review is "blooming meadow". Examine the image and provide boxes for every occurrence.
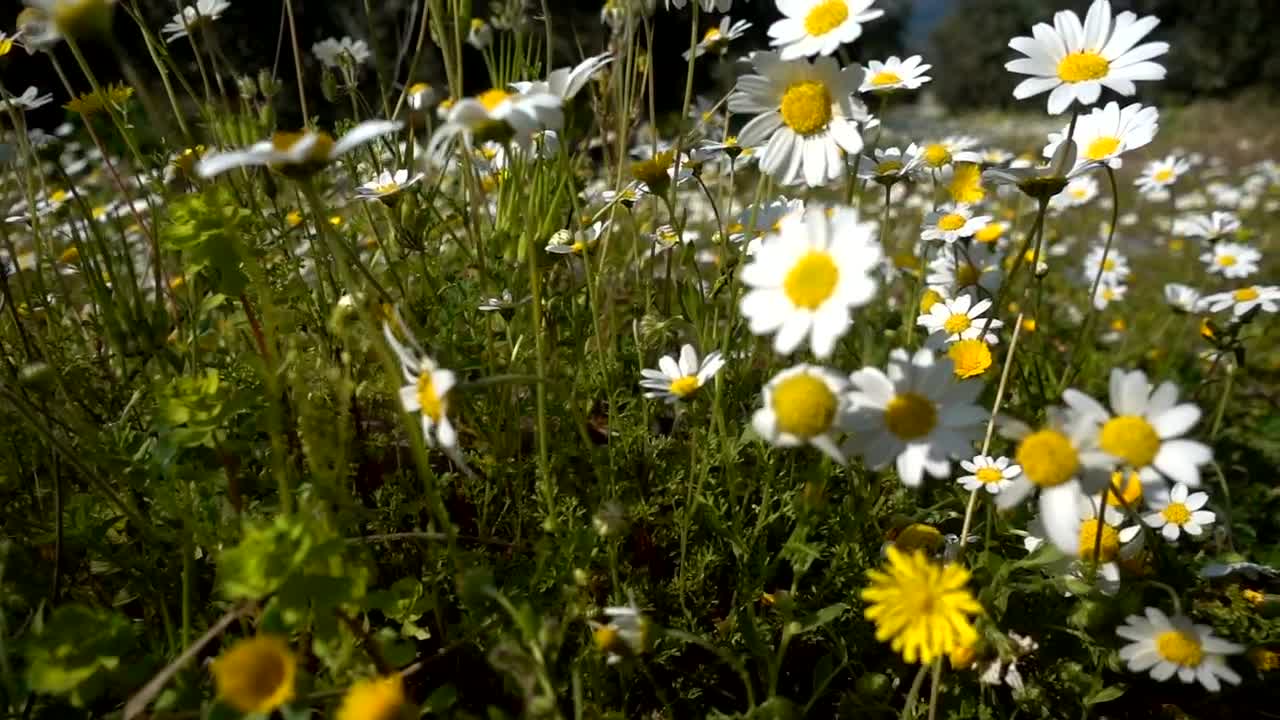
[2,0,1280,718]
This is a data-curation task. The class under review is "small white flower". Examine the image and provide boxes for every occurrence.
[162,0,231,42]
[196,121,402,178]
[767,0,884,61]
[510,52,612,101]
[1174,211,1240,240]
[639,344,726,403]
[1043,101,1158,169]
[916,292,1003,346]
[382,318,467,468]
[313,36,370,68]
[1197,285,1280,318]
[1200,241,1259,279]
[957,455,1020,494]
[591,604,651,665]
[1163,283,1201,314]
[921,204,992,244]
[752,364,850,462]
[1143,483,1215,541]
[354,169,424,202]
[1135,155,1189,195]
[0,86,54,112]
[684,17,752,60]
[860,55,932,93]
[1117,607,1243,691]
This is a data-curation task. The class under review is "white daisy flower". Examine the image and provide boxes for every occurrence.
[727,195,805,247]
[196,120,402,178]
[1050,175,1099,210]
[1198,285,1280,317]
[684,17,752,60]
[767,0,884,61]
[1043,101,1158,169]
[162,0,230,42]
[1025,490,1142,595]
[1200,241,1259,280]
[0,86,53,112]
[639,344,726,403]
[856,143,925,185]
[917,292,1003,346]
[466,18,493,50]
[844,348,987,488]
[860,54,932,93]
[1005,0,1168,115]
[957,455,1020,494]
[382,320,462,456]
[1162,283,1201,314]
[919,136,981,170]
[739,204,881,358]
[427,87,562,162]
[591,604,651,665]
[1117,607,1243,692]
[313,36,370,68]
[925,244,1004,300]
[1144,483,1215,542]
[1082,245,1129,286]
[354,169,424,203]
[920,204,991,244]
[752,364,850,462]
[510,52,612,101]
[1135,154,1189,195]
[997,406,1109,555]
[1175,211,1241,241]
[1092,281,1127,310]
[1064,368,1213,490]
[728,51,868,187]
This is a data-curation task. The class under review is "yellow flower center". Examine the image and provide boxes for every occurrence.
[779,81,833,136]
[50,189,69,203]
[943,313,971,335]
[1098,415,1161,468]
[975,224,1003,244]
[876,159,903,175]
[948,163,985,204]
[923,144,950,167]
[1085,136,1121,160]
[1016,429,1079,488]
[884,392,938,441]
[0,38,12,57]
[1021,318,1037,333]
[374,182,400,195]
[975,466,1004,485]
[702,27,722,43]
[948,339,991,379]
[783,250,840,310]
[1162,502,1191,525]
[936,213,966,232]
[593,625,620,652]
[271,131,336,164]
[1216,254,1237,267]
[1154,168,1174,183]
[771,373,837,439]
[1056,51,1109,83]
[415,372,445,422]
[1234,286,1259,302]
[669,375,700,398]
[920,288,942,312]
[803,0,849,36]
[286,210,303,227]
[870,71,902,87]
[1105,470,1143,507]
[1102,258,1116,271]
[1155,630,1204,668]
[1078,518,1120,562]
[477,88,510,112]
[58,246,80,264]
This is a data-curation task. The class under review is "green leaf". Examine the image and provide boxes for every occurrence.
[1084,684,1126,705]
[796,603,849,635]
[23,604,137,707]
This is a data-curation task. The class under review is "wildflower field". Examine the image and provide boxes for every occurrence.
[3,0,1280,718]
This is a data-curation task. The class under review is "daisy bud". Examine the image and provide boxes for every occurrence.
[235,75,257,100]
[257,69,280,98]
[1034,261,1049,278]
[321,68,339,102]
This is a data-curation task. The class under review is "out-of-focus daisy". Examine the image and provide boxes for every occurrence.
[428,87,562,159]
[957,455,1020,494]
[767,0,884,61]
[728,51,868,187]
[727,195,804,247]
[1092,281,1127,310]
[466,18,493,49]
[510,52,612,101]
[313,36,370,68]
[1064,368,1213,490]
[998,407,1108,555]
[546,221,609,256]
[383,319,463,458]
[354,169,423,203]
[1163,283,1201,314]
[1117,607,1242,691]
[921,204,991,244]
[0,86,53,112]
[1135,155,1189,195]
[861,547,981,664]
[739,204,880,358]
[1025,492,1142,595]
[920,136,980,171]
[752,364,850,462]
[1201,241,1259,280]
[856,144,924,185]
[1043,101,1158,169]
[926,244,1003,299]
[1175,211,1241,241]
[917,293,1003,346]
[845,348,986,488]
[1083,245,1129,286]
[984,139,1100,200]
[1005,0,1168,115]
[684,17,752,60]
[590,604,651,665]
[860,55,932,93]
[1144,483,1214,542]
[639,344,726,403]
[196,121,402,178]
[162,0,230,42]
[1051,175,1099,210]
[1198,285,1280,317]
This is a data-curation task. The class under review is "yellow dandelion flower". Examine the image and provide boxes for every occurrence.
[211,635,297,714]
[948,162,985,205]
[862,547,982,664]
[64,82,134,117]
[336,675,407,720]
